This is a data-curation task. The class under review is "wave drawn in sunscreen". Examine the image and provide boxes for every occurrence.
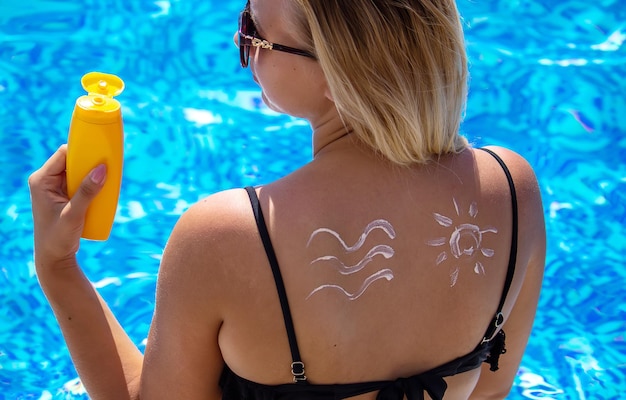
[307,219,396,300]
[306,269,395,300]
[310,244,395,275]
[306,219,396,252]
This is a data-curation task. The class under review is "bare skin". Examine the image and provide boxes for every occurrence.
[28,0,545,399]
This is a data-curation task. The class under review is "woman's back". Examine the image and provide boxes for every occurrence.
[199,142,545,399]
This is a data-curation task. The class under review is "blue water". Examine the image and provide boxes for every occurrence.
[1,0,625,398]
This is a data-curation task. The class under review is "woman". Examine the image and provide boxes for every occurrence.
[29,0,546,398]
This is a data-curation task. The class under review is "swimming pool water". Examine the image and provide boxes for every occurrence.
[1,0,625,398]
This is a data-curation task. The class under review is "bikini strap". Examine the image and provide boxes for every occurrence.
[476,148,519,345]
[244,186,308,383]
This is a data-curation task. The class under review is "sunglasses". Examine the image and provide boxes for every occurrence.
[238,0,316,68]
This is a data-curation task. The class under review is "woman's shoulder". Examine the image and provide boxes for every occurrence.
[174,188,254,237]
[476,146,540,192]
[159,188,261,287]
[475,146,544,230]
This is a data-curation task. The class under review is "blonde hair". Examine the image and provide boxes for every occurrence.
[291,0,469,165]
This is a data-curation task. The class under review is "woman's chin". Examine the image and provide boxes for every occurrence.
[260,92,282,114]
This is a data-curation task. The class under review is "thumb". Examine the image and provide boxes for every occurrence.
[68,164,107,217]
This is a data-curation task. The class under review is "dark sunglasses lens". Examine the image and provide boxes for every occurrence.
[242,9,251,35]
[240,37,249,67]
[239,12,249,67]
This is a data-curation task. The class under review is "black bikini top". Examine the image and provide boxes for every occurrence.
[220,148,519,399]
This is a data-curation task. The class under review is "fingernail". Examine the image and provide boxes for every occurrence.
[90,164,106,184]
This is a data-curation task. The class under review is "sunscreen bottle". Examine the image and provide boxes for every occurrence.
[66,72,125,241]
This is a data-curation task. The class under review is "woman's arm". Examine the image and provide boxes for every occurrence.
[470,147,547,399]
[38,267,144,399]
[139,194,232,399]
[30,145,228,399]
[29,145,143,399]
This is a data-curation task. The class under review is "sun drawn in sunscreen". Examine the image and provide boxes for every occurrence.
[306,219,396,300]
[427,199,497,287]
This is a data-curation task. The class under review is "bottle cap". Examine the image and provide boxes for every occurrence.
[81,72,125,98]
[73,72,125,124]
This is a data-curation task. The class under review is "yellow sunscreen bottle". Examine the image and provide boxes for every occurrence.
[66,72,125,241]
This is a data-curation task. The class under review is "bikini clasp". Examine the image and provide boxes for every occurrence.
[481,312,505,344]
[291,361,307,382]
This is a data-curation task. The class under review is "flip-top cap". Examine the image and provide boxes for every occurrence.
[81,72,124,97]
[73,72,125,124]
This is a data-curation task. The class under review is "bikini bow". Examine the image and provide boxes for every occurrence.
[376,374,448,400]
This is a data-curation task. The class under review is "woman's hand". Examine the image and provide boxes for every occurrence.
[28,144,106,271]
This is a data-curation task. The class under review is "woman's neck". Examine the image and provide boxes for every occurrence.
[310,111,354,158]
[313,129,353,158]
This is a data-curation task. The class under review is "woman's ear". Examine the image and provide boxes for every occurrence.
[324,85,335,102]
